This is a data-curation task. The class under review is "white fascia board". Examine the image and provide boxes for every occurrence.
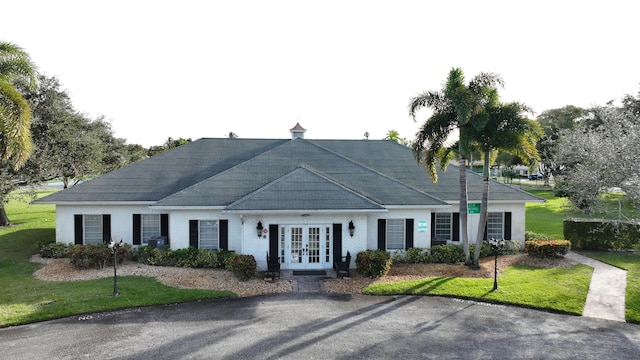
[448,199,545,204]
[384,204,452,210]
[149,206,227,210]
[34,201,157,206]
[222,209,388,215]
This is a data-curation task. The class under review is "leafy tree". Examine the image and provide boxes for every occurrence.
[468,98,542,265]
[409,68,503,265]
[556,97,640,215]
[0,42,38,226]
[148,137,192,157]
[535,105,585,185]
[21,76,110,188]
[19,76,142,189]
[228,131,238,138]
[363,132,369,140]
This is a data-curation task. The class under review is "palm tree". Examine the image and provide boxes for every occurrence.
[384,130,400,142]
[468,99,542,266]
[409,68,503,265]
[228,131,238,138]
[0,41,38,169]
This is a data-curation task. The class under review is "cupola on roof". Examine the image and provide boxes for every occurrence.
[290,122,306,139]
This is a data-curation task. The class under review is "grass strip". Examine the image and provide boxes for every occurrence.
[363,264,592,315]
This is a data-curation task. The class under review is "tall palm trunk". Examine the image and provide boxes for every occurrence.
[473,149,491,267]
[459,153,470,264]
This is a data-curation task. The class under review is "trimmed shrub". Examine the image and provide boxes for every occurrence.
[66,243,127,269]
[225,254,257,281]
[525,231,550,241]
[40,242,69,258]
[356,250,392,278]
[405,247,431,264]
[215,249,236,268]
[137,246,171,266]
[430,244,465,263]
[525,240,571,258]
[137,246,235,268]
[167,247,200,267]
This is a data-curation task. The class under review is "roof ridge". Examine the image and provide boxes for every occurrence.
[306,140,448,205]
[225,165,385,210]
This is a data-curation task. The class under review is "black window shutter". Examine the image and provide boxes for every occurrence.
[74,215,83,245]
[333,223,342,263]
[133,214,141,245]
[189,220,199,248]
[377,219,386,250]
[484,221,488,240]
[504,212,512,239]
[102,215,111,243]
[405,219,414,250]
[220,220,229,250]
[431,213,436,239]
[160,214,169,246]
[452,213,460,242]
[269,224,278,259]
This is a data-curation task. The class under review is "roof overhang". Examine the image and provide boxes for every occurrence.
[222,209,388,215]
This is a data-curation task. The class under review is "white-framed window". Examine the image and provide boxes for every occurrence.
[386,219,405,250]
[486,212,504,240]
[434,213,452,241]
[84,215,103,244]
[142,214,161,243]
[199,220,219,250]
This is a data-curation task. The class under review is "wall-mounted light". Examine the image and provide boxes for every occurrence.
[256,221,263,238]
[348,221,355,237]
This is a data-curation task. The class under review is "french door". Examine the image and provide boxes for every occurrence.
[280,225,332,269]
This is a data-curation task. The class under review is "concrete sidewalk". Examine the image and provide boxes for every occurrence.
[566,251,627,322]
[282,252,629,322]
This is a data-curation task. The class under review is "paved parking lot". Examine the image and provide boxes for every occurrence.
[2,293,639,359]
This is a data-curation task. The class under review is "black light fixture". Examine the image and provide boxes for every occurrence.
[256,221,263,238]
[108,239,124,296]
[348,221,355,237]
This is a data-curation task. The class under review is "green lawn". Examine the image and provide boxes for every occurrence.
[363,264,592,315]
[0,191,235,327]
[525,190,570,239]
[577,251,640,324]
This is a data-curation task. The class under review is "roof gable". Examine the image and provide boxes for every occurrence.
[224,166,386,211]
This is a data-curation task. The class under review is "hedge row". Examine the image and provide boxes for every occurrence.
[564,218,640,250]
[39,243,257,281]
[524,240,571,258]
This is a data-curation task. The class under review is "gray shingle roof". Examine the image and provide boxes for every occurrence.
[35,137,542,207]
[224,166,386,211]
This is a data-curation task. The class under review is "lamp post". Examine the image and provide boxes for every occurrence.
[490,238,504,290]
[108,239,124,296]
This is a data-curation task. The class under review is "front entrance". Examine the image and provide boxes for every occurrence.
[279,225,332,269]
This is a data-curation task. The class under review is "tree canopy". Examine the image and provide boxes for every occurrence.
[555,94,640,215]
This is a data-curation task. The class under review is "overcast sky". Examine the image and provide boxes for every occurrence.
[2,0,639,147]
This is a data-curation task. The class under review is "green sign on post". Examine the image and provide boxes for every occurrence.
[468,203,480,214]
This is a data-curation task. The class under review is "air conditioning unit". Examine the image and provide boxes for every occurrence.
[148,236,167,248]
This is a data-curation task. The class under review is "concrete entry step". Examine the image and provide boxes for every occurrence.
[278,269,337,292]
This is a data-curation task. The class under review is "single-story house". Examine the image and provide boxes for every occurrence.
[35,124,542,270]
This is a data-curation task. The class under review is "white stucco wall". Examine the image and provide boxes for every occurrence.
[55,201,527,269]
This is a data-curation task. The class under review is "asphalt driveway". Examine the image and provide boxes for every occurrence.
[2,293,639,359]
